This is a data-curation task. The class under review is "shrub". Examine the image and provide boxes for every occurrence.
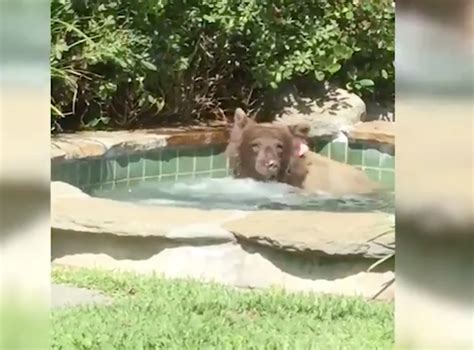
[51,0,394,132]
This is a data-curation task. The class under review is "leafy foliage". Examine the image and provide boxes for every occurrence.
[52,267,394,349]
[51,0,394,131]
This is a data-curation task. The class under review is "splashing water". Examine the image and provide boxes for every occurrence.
[92,177,394,213]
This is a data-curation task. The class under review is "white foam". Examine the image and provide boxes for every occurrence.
[158,178,297,200]
[93,176,392,212]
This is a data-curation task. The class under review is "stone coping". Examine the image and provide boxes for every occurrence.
[52,182,395,259]
[348,121,395,145]
[51,121,394,161]
[51,127,229,161]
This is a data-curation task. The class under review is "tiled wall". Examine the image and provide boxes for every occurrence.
[314,138,395,189]
[51,138,395,192]
[51,145,229,192]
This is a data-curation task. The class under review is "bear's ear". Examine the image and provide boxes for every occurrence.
[226,109,249,170]
[288,123,311,157]
[229,108,257,144]
[234,108,250,129]
[288,122,311,138]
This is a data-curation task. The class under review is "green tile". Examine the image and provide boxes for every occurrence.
[51,161,62,181]
[144,150,161,160]
[144,176,160,183]
[114,180,128,190]
[320,145,330,157]
[177,173,194,180]
[379,144,395,156]
[57,163,68,182]
[84,184,100,194]
[381,154,395,169]
[161,149,178,175]
[213,144,226,154]
[63,162,79,186]
[50,173,60,183]
[347,148,363,166]
[314,139,330,156]
[212,147,227,170]
[160,174,176,182]
[101,160,115,183]
[129,178,142,187]
[129,154,145,179]
[349,141,365,149]
[178,148,195,174]
[60,168,70,183]
[89,159,102,185]
[194,172,211,179]
[144,156,161,177]
[78,160,90,186]
[363,148,381,168]
[91,183,102,192]
[330,142,346,163]
[101,182,114,191]
[114,156,129,181]
[211,169,227,178]
[380,170,395,188]
[364,168,380,182]
[195,147,213,172]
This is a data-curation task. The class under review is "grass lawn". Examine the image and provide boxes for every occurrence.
[52,266,394,349]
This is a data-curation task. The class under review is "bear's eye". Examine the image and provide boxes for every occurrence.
[251,143,260,152]
[300,127,310,134]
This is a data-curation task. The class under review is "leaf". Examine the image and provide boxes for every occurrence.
[345,11,354,20]
[314,71,325,81]
[333,44,353,59]
[142,61,157,71]
[85,118,103,128]
[275,71,282,83]
[51,104,64,118]
[327,63,341,74]
[381,69,388,79]
[358,79,375,87]
[147,95,157,104]
[203,14,216,23]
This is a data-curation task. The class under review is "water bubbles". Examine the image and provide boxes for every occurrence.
[92,177,394,213]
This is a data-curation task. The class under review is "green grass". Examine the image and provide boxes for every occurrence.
[52,267,394,349]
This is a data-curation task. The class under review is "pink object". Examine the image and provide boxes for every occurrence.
[297,143,309,157]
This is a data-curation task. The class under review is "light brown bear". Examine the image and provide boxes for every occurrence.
[225,108,381,196]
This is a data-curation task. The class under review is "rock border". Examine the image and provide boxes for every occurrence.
[51,181,395,301]
[51,127,229,162]
[52,182,395,259]
[51,122,394,161]
[348,121,394,145]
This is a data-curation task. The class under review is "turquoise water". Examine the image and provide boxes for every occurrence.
[92,177,394,213]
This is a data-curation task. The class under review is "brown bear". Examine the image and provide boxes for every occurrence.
[225,108,381,196]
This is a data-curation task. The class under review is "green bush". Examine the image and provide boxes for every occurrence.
[51,0,394,132]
